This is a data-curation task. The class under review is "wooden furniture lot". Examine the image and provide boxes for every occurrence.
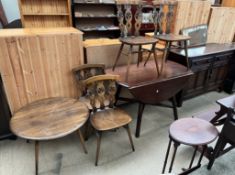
[162,118,218,174]
[10,97,89,175]
[107,60,193,137]
[83,75,135,166]
[169,43,235,106]
[0,28,84,113]
[18,0,72,28]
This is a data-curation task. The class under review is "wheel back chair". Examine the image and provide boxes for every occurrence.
[144,0,191,72]
[208,107,235,170]
[112,0,159,81]
[83,74,135,166]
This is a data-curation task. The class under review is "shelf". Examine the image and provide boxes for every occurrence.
[73,2,115,5]
[23,13,70,16]
[75,15,117,18]
[78,26,119,32]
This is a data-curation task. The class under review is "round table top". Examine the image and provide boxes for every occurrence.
[169,118,218,146]
[10,97,89,141]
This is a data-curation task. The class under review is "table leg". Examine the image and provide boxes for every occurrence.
[152,43,160,75]
[78,129,88,154]
[171,96,178,120]
[135,102,145,138]
[113,43,124,71]
[35,141,39,175]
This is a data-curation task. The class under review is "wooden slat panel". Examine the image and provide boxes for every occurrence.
[207,7,235,43]
[173,0,211,34]
[0,28,84,113]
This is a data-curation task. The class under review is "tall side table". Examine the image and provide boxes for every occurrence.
[10,97,89,175]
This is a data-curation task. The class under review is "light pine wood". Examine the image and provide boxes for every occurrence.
[222,0,235,7]
[0,28,84,113]
[10,97,89,140]
[173,0,211,35]
[84,39,138,68]
[207,7,235,43]
[18,0,72,28]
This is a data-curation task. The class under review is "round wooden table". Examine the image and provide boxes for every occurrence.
[10,97,89,175]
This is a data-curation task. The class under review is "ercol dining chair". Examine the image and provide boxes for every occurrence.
[208,108,235,170]
[144,0,190,72]
[112,0,159,81]
[83,74,135,166]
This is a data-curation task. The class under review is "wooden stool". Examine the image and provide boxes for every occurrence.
[162,118,218,174]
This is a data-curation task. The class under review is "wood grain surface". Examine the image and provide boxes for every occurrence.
[10,97,89,140]
[0,28,84,113]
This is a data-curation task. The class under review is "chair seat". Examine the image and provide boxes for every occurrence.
[90,108,132,131]
[119,36,158,45]
[169,118,218,146]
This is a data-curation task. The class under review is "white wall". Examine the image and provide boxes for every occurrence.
[2,0,20,23]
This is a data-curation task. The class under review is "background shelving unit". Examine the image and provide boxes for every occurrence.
[18,0,72,28]
[72,0,120,39]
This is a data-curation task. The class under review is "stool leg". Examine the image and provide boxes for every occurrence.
[125,45,133,81]
[184,40,190,69]
[169,141,180,173]
[188,146,198,169]
[152,43,160,75]
[162,139,172,174]
[112,43,124,71]
[35,141,39,175]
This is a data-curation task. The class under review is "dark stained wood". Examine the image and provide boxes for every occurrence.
[217,94,235,109]
[156,34,190,42]
[169,118,218,146]
[10,97,89,140]
[170,43,235,58]
[0,1,8,26]
[169,43,235,105]
[90,108,132,131]
[119,36,158,45]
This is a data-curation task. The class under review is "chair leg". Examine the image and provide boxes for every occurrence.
[144,49,152,66]
[152,43,160,75]
[137,45,142,67]
[188,146,198,169]
[207,137,226,170]
[125,45,133,81]
[124,124,135,151]
[78,129,88,154]
[162,139,172,174]
[113,43,124,71]
[161,41,171,73]
[95,131,102,166]
[35,141,39,175]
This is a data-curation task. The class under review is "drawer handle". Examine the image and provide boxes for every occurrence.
[156,89,159,93]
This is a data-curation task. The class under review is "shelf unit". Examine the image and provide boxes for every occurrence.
[72,0,120,39]
[18,0,72,28]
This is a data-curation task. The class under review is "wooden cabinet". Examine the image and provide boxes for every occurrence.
[72,0,119,39]
[18,0,72,28]
[169,43,235,105]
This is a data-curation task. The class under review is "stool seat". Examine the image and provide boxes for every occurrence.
[119,36,158,45]
[169,118,218,146]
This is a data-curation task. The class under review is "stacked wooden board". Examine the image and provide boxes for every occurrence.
[207,7,235,43]
[18,0,72,28]
[0,28,83,113]
[222,0,235,7]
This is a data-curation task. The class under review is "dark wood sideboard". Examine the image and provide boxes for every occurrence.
[169,43,235,106]
[0,74,13,140]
